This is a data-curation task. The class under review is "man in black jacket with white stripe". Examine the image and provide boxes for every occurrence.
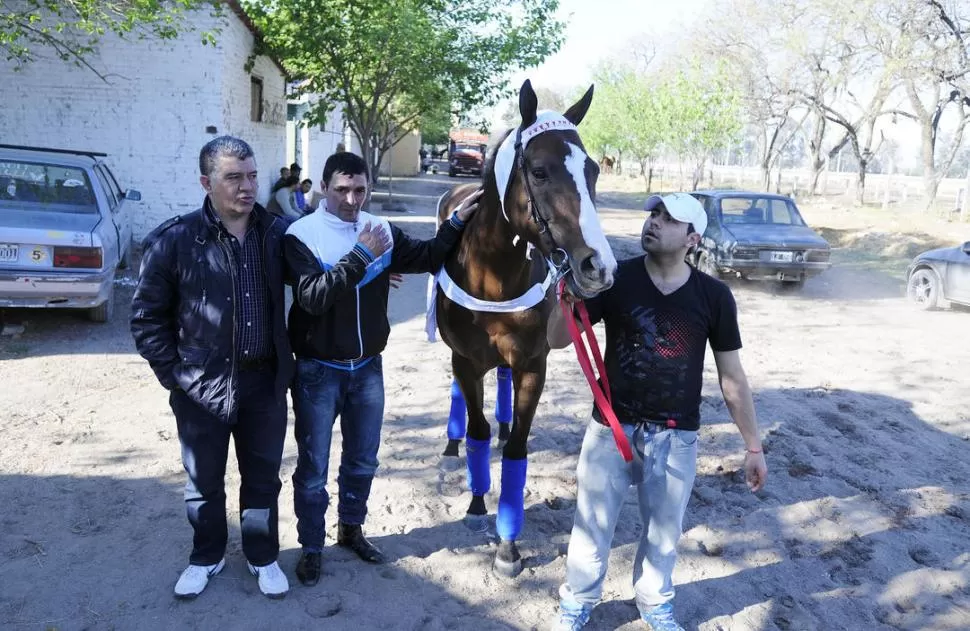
[284,152,480,586]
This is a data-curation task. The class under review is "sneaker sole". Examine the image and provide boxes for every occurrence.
[174,558,225,600]
[248,563,288,600]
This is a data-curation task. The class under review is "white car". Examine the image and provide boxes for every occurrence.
[0,144,140,322]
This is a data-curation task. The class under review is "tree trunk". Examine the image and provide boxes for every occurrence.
[761,163,771,192]
[691,157,706,190]
[809,159,825,196]
[616,150,623,176]
[351,127,380,185]
[919,120,937,213]
[855,166,867,206]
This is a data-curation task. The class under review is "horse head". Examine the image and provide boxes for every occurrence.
[491,79,617,299]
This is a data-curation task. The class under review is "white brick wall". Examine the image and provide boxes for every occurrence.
[0,8,286,239]
[217,15,286,209]
[290,97,350,190]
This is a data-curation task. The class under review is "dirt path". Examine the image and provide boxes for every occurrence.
[1,172,968,630]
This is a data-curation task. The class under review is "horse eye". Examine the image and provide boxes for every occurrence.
[530,167,548,181]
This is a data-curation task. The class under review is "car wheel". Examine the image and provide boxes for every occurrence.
[87,287,115,323]
[907,268,940,310]
[696,251,719,278]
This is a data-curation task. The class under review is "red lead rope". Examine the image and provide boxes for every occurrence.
[559,283,633,462]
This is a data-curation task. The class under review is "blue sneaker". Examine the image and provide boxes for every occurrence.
[641,602,684,631]
[555,599,593,630]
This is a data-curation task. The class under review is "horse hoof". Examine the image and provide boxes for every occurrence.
[492,554,523,578]
[463,514,489,533]
[442,439,461,458]
[438,455,462,472]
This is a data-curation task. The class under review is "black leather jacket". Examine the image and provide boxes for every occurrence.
[131,198,295,422]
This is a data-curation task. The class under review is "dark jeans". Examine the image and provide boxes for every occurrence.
[171,367,286,566]
[292,356,385,551]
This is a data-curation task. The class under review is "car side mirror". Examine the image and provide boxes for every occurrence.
[125,189,142,202]
[963,241,970,255]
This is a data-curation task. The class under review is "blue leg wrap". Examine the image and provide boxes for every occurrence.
[465,437,491,496]
[497,457,528,541]
[495,366,513,424]
[447,379,467,440]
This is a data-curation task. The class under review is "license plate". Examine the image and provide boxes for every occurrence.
[0,243,18,263]
[770,251,793,262]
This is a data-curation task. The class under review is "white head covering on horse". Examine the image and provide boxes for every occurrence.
[493,111,578,222]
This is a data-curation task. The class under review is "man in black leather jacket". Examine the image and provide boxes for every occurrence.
[131,136,294,601]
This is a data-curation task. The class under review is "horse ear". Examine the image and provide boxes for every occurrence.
[563,84,594,126]
[519,79,538,129]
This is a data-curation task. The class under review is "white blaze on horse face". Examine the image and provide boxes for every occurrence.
[564,143,618,279]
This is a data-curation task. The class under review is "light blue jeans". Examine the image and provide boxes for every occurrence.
[561,419,697,613]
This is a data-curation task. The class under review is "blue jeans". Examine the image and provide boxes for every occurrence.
[561,419,697,613]
[292,356,385,551]
[171,367,286,567]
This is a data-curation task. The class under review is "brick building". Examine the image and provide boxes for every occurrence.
[0,1,293,238]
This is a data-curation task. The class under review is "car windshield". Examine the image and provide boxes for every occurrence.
[0,160,98,214]
[720,197,805,226]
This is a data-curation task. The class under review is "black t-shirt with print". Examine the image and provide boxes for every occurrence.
[583,256,742,431]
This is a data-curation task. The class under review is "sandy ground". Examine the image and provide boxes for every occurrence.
[1,169,969,631]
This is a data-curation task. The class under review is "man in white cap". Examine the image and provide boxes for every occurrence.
[547,193,767,631]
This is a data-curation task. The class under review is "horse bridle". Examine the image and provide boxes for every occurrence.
[513,126,571,283]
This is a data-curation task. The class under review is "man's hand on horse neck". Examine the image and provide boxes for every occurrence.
[454,188,484,223]
[358,222,391,257]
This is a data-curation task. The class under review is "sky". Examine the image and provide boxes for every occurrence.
[488,0,712,126]
[486,0,942,166]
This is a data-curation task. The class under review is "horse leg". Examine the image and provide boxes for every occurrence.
[452,354,491,533]
[495,365,513,447]
[442,378,466,458]
[494,359,545,577]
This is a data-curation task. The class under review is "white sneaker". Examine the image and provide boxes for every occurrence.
[248,561,289,599]
[173,558,225,599]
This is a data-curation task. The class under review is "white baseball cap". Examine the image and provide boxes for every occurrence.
[643,193,707,237]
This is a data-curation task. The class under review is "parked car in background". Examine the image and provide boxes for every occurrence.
[0,144,140,322]
[688,190,831,287]
[906,241,970,310]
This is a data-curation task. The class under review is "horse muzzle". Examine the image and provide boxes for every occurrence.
[567,251,614,299]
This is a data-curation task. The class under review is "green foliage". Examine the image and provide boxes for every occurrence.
[419,105,453,146]
[244,0,564,175]
[0,0,220,78]
[579,56,742,189]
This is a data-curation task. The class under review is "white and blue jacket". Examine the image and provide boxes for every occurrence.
[284,207,464,365]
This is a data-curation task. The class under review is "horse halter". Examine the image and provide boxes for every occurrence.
[512,126,570,282]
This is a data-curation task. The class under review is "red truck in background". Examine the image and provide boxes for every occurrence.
[448,129,488,178]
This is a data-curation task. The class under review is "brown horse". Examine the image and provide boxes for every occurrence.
[431,80,617,576]
[599,155,616,175]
